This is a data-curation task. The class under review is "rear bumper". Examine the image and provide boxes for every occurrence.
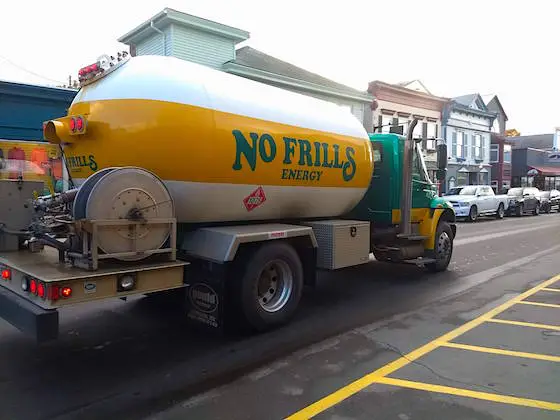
[0,286,58,343]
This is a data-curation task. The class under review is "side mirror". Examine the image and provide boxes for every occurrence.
[436,142,447,170]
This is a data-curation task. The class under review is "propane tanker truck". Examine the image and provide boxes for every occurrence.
[0,52,455,342]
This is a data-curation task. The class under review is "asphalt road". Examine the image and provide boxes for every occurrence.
[0,212,559,420]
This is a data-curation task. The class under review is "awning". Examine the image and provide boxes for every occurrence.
[528,166,560,176]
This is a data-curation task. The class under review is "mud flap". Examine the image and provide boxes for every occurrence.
[185,260,227,333]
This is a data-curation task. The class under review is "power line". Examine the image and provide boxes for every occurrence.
[0,54,66,85]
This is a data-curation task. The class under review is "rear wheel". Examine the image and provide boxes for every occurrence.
[516,203,523,217]
[468,205,478,222]
[496,203,505,219]
[235,242,303,332]
[427,222,454,272]
[533,204,540,216]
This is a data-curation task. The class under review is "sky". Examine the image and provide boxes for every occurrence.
[0,0,557,134]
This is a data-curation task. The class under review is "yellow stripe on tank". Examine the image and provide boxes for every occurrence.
[58,99,373,189]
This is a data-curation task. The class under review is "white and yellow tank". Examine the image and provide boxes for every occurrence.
[44,54,374,223]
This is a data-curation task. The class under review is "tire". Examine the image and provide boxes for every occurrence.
[468,205,478,222]
[373,250,391,262]
[496,203,505,219]
[515,203,523,217]
[533,204,540,216]
[427,222,454,272]
[545,204,551,214]
[236,242,303,332]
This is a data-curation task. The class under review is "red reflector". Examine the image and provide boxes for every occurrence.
[61,287,72,298]
[69,118,76,132]
[76,117,84,131]
[30,279,37,295]
[1,269,10,280]
[48,285,60,301]
[90,63,99,72]
[38,282,45,299]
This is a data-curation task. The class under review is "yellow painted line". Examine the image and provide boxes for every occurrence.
[542,287,560,293]
[487,318,560,331]
[518,301,560,309]
[285,274,560,419]
[375,377,560,411]
[440,341,560,363]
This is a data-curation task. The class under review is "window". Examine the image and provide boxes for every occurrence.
[456,132,464,158]
[474,134,482,159]
[503,144,511,163]
[426,122,437,150]
[413,121,422,139]
[490,144,499,162]
[457,171,468,185]
[399,117,408,135]
[371,143,383,177]
[381,115,392,133]
[427,122,437,139]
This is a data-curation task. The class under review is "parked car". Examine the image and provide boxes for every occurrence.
[537,189,560,213]
[444,185,509,222]
[506,187,541,216]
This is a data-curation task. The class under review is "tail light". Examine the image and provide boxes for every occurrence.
[61,287,72,298]
[30,279,37,295]
[1,269,10,280]
[37,282,46,299]
[68,115,86,136]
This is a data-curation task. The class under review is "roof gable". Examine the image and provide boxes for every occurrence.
[398,80,432,95]
[453,93,488,112]
[486,95,509,121]
[118,8,250,45]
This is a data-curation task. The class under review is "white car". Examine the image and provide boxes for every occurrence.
[444,185,509,222]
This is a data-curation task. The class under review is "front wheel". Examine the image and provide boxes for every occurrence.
[533,204,540,216]
[468,205,478,222]
[496,203,505,219]
[427,222,454,272]
[235,241,304,332]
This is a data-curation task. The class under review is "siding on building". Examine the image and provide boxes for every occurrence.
[172,24,235,69]
[136,25,173,56]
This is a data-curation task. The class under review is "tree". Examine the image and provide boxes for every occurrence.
[505,128,520,137]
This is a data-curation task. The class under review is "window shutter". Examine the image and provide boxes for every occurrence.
[377,115,383,133]
[452,131,457,157]
[422,122,428,150]
[472,134,476,159]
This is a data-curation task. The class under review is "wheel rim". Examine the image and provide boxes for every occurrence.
[499,206,504,217]
[257,259,293,313]
[436,231,452,262]
[470,207,476,221]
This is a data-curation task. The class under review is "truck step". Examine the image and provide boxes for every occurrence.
[396,234,428,241]
[403,257,437,266]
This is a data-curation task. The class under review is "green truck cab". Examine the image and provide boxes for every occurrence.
[348,125,456,271]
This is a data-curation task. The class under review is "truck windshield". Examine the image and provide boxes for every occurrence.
[456,186,478,195]
[508,188,523,196]
[412,144,432,184]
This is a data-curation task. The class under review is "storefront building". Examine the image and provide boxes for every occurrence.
[367,80,448,182]
[442,94,495,191]
[511,147,560,190]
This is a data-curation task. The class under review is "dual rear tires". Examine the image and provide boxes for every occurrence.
[234,242,304,332]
